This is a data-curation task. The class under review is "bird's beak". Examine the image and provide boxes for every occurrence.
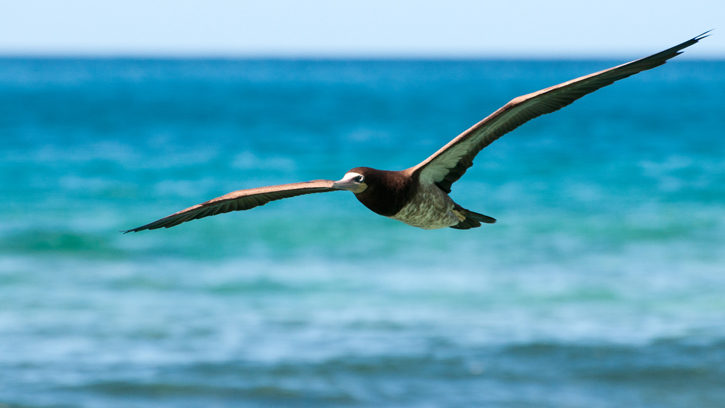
[332,178,366,193]
[332,179,357,191]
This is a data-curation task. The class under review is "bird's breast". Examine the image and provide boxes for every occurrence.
[389,183,459,230]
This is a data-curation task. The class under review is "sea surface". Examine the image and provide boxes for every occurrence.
[1,57,724,408]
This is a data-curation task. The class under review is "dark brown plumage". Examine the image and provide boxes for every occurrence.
[347,167,417,217]
[126,33,707,233]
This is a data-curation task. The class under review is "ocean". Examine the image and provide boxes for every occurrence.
[1,57,724,407]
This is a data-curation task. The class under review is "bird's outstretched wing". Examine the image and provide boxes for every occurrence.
[125,180,337,232]
[410,32,709,194]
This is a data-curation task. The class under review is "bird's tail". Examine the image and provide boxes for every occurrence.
[450,205,496,230]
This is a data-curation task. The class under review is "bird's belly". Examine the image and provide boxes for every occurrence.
[389,184,459,230]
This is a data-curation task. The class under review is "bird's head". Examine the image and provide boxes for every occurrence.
[332,167,370,194]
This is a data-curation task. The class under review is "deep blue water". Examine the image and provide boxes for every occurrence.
[1,58,724,408]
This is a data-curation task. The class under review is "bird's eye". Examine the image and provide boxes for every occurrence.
[355,175,364,183]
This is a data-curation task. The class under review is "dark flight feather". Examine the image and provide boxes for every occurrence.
[411,32,710,194]
[125,180,336,232]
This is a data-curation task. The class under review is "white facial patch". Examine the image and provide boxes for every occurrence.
[341,172,364,182]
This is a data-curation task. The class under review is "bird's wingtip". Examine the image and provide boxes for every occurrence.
[694,30,713,41]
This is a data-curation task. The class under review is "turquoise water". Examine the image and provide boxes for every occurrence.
[1,58,724,407]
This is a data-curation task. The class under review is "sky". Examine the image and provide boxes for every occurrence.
[0,0,722,58]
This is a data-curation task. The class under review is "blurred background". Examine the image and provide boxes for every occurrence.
[1,1,724,407]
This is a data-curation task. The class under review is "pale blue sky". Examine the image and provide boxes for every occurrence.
[0,0,722,58]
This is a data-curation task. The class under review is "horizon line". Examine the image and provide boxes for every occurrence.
[1,52,722,61]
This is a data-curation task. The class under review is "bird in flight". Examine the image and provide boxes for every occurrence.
[126,33,707,233]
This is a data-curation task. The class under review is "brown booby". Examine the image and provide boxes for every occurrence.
[126,33,707,233]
